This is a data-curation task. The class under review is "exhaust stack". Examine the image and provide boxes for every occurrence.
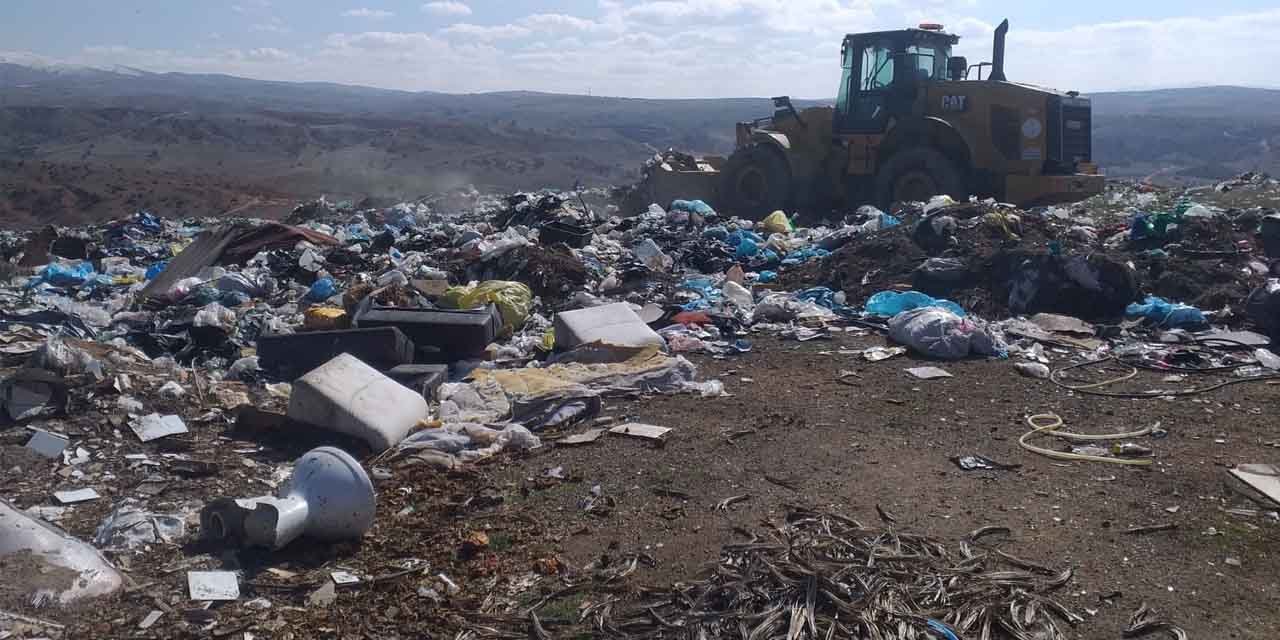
[990,19,1009,82]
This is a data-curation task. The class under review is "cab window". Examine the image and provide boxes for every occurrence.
[860,44,894,91]
[907,45,936,80]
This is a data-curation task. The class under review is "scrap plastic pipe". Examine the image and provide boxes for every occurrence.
[201,446,376,549]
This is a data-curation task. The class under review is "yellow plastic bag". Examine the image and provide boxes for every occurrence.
[440,280,532,336]
[982,212,1022,240]
[304,306,349,330]
[761,210,794,234]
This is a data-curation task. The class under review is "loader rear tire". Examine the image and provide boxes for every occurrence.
[720,144,791,221]
[875,147,965,210]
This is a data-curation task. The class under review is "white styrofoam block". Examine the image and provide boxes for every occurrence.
[553,303,665,350]
[287,354,426,452]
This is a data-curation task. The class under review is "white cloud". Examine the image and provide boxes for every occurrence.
[342,8,394,19]
[249,19,291,34]
[422,1,472,17]
[19,6,1278,98]
[439,23,531,40]
[231,1,273,15]
[518,13,613,34]
[245,47,294,62]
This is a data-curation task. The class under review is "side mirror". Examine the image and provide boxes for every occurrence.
[948,56,968,81]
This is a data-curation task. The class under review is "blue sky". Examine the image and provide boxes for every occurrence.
[3,1,1279,97]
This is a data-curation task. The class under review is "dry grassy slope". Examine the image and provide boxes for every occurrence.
[1,66,1279,228]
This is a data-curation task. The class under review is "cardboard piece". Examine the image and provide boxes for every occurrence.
[559,428,606,446]
[129,414,188,442]
[54,488,101,504]
[609,423,671,441]
[906,366,953,380]
[1229,464,1280,506]
[188,571,240,601]
[25,429,69,458]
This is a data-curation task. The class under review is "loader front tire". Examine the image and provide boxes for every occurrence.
[720,144,791,221]
[875,147,966,210]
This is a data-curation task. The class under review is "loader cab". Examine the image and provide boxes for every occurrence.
[834,27,959,134]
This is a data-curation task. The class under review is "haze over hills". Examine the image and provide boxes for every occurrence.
[1,61,1277,228]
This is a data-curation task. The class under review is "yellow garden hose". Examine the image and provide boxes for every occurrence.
[1020,413,1155,466]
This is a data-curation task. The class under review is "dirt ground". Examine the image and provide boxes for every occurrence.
[10,333,1277,639]
[483,335,1280,640]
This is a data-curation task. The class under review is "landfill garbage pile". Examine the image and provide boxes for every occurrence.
[789,186,1277,324]
[0,169,1276,637]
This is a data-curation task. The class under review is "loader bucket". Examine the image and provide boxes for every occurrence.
[619,156,726,216]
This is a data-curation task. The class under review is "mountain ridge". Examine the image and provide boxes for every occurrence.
[1,63,1277,228]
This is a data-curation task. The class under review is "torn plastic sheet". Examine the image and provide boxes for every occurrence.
[93,499,188,551]
[26,337,103,379]
[0,308,98,340]
[420,346,711,463]
[481,345,702,398]
[0,368,68,423]
[392,423,541,466]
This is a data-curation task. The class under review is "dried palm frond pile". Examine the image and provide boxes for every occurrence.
[575,510,1084,639]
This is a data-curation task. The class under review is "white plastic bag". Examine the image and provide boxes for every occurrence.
[888,308,1006,360]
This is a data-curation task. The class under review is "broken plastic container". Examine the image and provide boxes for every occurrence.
[0,499,124,604]
[288,353,428,452]
[200,446,375,550]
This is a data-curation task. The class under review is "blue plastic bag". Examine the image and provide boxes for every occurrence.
[29,262,96,288]
[926,620,961,640]
[795,287,840,309]
[865,290,965,317]
[186,286,221,306]
[144,261,168,281]
[1125,296,1206,328]
[220,291,252,307]
[680,278,722,302]
[726,229,763,246]
[702,226,729,241]
[132,211,162,234]
[670,199,716,216]
[735,237,760,259]
[756,270,778,283]
[781,246,831,266]
[306,278,337,302]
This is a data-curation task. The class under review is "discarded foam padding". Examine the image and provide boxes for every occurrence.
[287,353,427,452]
[553,302,665,350]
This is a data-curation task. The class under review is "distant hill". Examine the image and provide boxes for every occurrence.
[1090,86,1280,182]
[0,63,1277,227]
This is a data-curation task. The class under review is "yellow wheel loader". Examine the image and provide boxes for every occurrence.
[635,19,1103,219]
